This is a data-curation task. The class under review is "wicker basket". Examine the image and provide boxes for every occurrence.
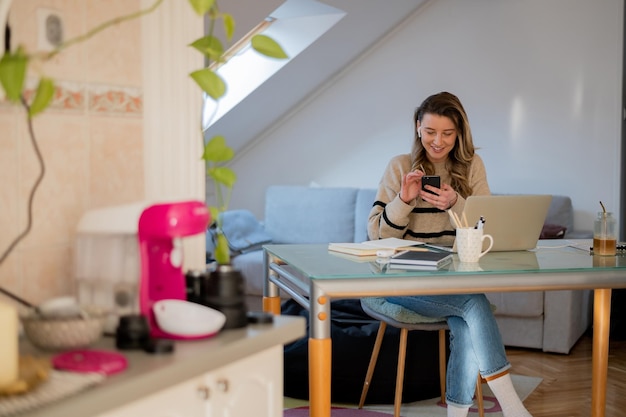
[21,307,105,351]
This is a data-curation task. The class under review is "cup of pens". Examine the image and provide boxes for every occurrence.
[456,227,494,263]
[448,210,493,263]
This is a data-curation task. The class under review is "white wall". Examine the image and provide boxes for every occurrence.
[229,0,623,234]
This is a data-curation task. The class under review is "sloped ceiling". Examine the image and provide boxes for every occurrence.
[205,0,428,153]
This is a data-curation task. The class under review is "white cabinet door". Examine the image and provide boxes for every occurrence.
[203,345,283,417]
[97,376,207,417]
[98,345,283,417]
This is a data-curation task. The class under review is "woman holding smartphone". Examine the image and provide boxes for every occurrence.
[367,92,533,417]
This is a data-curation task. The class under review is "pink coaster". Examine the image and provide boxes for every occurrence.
[52,349,128,376]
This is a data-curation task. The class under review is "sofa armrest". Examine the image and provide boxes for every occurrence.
[565,230,593,239]
[542,289,593,353]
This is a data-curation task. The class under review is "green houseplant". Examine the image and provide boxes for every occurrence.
[0,0,286,268]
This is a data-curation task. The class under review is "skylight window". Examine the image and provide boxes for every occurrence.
[202,0,346,131]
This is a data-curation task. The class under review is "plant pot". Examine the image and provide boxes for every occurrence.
[200,264,248,329]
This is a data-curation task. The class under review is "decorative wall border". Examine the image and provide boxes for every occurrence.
[1,79,142,116]
[88,84,142,115]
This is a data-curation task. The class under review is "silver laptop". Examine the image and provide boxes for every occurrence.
[454,194,552,252]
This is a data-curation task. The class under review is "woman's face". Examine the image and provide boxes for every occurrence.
[417,113,457,163]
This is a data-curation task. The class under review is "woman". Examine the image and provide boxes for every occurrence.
[368,92,532,417]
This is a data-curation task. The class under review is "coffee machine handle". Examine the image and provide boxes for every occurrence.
[170,238,183,268]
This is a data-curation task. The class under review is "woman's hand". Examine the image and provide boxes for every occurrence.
[420,182,458,210]
[399,171,424,204]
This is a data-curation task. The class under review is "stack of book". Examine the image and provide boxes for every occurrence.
[328,238,453,270]
[387,250,453,270]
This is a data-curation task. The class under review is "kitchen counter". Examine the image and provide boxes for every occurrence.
[15,315,305,417]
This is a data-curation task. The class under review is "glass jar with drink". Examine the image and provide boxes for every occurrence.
[593,210,617,256]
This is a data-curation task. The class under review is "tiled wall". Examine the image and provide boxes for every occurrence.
[0,0,144,306]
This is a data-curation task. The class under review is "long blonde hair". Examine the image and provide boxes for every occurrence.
[410,92,475,198]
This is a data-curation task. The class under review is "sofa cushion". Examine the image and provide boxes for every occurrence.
[485,292,544,317]
[264,186,358,244]
[544,195,574,237]
[540,223,567,239]
[354,189,377,242]
[219,209,272,253]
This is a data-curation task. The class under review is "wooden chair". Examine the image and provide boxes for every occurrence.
[358,298,485,417]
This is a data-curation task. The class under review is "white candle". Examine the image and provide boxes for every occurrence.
[0,301,18,388]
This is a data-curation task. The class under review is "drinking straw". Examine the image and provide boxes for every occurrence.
[599,201,607,237]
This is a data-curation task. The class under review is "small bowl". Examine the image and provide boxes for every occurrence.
[37,296,85,319]
[153,299,226,338]
[21,306,105,351]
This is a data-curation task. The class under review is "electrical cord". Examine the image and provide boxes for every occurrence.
[0,97,46,265]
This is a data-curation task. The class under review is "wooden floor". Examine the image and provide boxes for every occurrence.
[505,331,626,417]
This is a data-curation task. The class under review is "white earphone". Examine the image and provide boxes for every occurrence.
[417,127,422,138]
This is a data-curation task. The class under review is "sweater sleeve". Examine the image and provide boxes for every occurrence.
[367,155,415,240]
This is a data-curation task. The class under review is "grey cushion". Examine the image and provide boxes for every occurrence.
[264,186,358,244]
[354,189,377,243]
[544,195,574,236]
[219,209,272,253]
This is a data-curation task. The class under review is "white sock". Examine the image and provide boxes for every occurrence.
[447,403,470,417]
[487,373,533,417]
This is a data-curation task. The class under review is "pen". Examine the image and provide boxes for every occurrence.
[477,216,485,230]
[396,246,430,253]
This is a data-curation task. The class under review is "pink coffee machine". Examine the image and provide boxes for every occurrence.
[138,200,210,339]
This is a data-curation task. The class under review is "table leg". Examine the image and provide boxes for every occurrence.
[309,287,332,417]
[591,288,612,417]
[309,337,331,417]
[263,250,282,315]
[263,296,281,315]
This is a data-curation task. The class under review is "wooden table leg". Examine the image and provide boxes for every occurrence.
[309,337,331,417]
[591,288,612,417]
[309,289,332,417]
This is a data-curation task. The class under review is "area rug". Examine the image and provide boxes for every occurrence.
[284,374,541,417]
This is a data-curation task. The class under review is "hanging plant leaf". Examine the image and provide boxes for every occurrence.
[190,68,226,100]
[189,35,224,62]
[223,13,235,42]
[214,232,231,264]
[203,135,234,162]
[208,166,237,188]
[251,34,288,59]
[188,0,215,16]
[209,206,221,223]
[0,49,28,103]
[29,78,55,117]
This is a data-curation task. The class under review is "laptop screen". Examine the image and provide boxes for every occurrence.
[458,195,552,252]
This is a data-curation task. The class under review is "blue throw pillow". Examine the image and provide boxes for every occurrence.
[219,209,272,253]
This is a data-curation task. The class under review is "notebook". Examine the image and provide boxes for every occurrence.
[389,250,453,269]
[455,194,552,252]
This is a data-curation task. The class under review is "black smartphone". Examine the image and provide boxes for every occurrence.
[421,175,440,195]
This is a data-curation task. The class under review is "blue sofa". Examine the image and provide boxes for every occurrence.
[217,185,592,354]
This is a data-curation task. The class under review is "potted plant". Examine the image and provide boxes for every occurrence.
[0,0,286,268]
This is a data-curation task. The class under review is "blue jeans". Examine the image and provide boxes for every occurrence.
[385,294,510,407]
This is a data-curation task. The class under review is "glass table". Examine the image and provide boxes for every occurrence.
[262,240,626,417]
